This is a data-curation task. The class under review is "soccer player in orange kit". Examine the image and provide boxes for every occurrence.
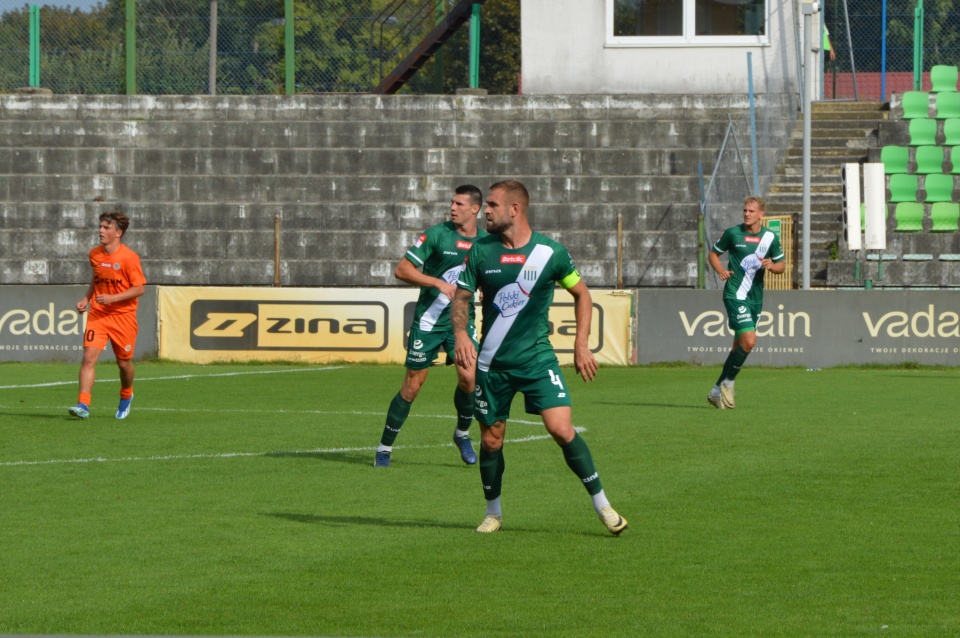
[68,210,146,420]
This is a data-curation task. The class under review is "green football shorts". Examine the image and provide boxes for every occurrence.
[474,359,572,426]
[405,323,477,370]
[723,298,763,335]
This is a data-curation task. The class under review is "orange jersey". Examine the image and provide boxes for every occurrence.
[88,243,146,315]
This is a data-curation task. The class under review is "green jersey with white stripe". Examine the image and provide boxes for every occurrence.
[457,232,577,372]
[712,223,784,304]
[405,221,486,333]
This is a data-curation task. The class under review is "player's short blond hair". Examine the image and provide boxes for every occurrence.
[744,196,766,212]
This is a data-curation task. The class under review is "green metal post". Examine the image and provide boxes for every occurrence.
[468,3,481,88]
[913,0,923,90]
[29,5,40,87]
[697,214,706,289]
[284,0,295,95]
[125,0,136,94]
[434,0,445,93]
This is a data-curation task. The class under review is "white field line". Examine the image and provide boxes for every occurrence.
[0,426,585,468]
[0,366,346,390]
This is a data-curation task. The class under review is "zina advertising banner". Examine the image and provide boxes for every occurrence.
[159,287,633,366]
[637,290,960,367]
[0,286,158,362]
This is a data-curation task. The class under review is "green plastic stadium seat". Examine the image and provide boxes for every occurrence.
[880,145,910,174]
[914,145,945,174]
[930,65,959,93]
[893,202,924,232]
[888,174,919,202]
[908,118,938,146]
[923,173,955,202]
[935,91,960,119]
[901,91,931,119]
[930,202,960,232]
[950,146,960,174]
[945,119,960,145]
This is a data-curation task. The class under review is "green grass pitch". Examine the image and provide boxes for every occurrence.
[1,361,958,637]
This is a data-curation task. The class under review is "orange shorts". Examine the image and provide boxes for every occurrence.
[83,310,139,360]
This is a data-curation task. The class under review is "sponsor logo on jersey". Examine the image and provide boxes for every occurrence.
[501,254,526,264]
[189,300,388,351]
[493,283,529,318]
[456,240,472,250]
[413,339,423,349]
[745,236,761,243]
[484,269,502,274]
[414,234,426,248]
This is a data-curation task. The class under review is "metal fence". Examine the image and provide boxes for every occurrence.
[0,0,452,94]
[823,0,960,101]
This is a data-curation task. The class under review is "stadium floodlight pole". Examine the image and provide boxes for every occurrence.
[801,1,819,289]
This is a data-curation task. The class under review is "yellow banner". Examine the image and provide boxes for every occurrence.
[159,287,633,365]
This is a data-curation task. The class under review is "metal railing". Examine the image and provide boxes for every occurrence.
[0,0,465,95]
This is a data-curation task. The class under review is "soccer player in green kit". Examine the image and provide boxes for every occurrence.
[707,196,785,409]
[375,185,486,467]
[451,180,627,535]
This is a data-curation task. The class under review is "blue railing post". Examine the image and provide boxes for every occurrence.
[747,52,759,195]
[880,0,887,101]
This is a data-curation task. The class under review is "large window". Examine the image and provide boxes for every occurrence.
[609,0,768,45]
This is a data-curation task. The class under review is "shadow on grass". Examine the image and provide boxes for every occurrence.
[265,511,467,530]
[595,401,716,410]
[264,451,372,466]
[265,450,471,469]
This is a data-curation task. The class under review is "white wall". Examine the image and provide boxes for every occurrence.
[521,0,805,95]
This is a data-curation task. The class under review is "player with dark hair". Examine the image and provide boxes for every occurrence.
[707,196,785,409]
[375,185,487,467]
[69,209,146,420]
[452,180,627,535]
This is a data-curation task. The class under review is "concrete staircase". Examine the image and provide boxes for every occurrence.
[764,101,886,287]
[0,93,797,288]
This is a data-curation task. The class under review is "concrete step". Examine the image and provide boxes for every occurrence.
[827,258,960,287]
[0,147,725,178]
[0,93,792,123]
[0,174,706,204]
[0,119,752,151]
[0,201,700,233]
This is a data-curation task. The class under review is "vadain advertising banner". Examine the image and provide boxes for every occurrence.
[0,285,159,362]
[637,290,960,366]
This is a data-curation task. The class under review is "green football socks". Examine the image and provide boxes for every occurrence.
[380,392,411,446]
[479,446,505,501]
[453,386,474,433]
[716,346,750,385]
[561,433,603,496]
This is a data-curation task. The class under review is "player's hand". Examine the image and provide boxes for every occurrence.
[761,258,775,270]
[437,281,457,301]
[95,293,111,305]
[76,299,89,313]
[453,333,477,370]
[717,269,733,281]
[574,344,597,382]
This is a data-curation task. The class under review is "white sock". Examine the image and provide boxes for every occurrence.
[486,497,502,517]
[377,444,392,453]
[591,489,611,514]
[710,385,721,395]
[454,429,470,439]
[721,379,735,389]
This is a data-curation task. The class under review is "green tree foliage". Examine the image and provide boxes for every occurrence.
[408,0,520,95]
[0,0,521,94]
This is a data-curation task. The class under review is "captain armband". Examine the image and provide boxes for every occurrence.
[559,270,581,290]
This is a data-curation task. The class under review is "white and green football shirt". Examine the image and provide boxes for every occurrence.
[405,221,486,333]
[712,223,784,304]
[457,232,579,372]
